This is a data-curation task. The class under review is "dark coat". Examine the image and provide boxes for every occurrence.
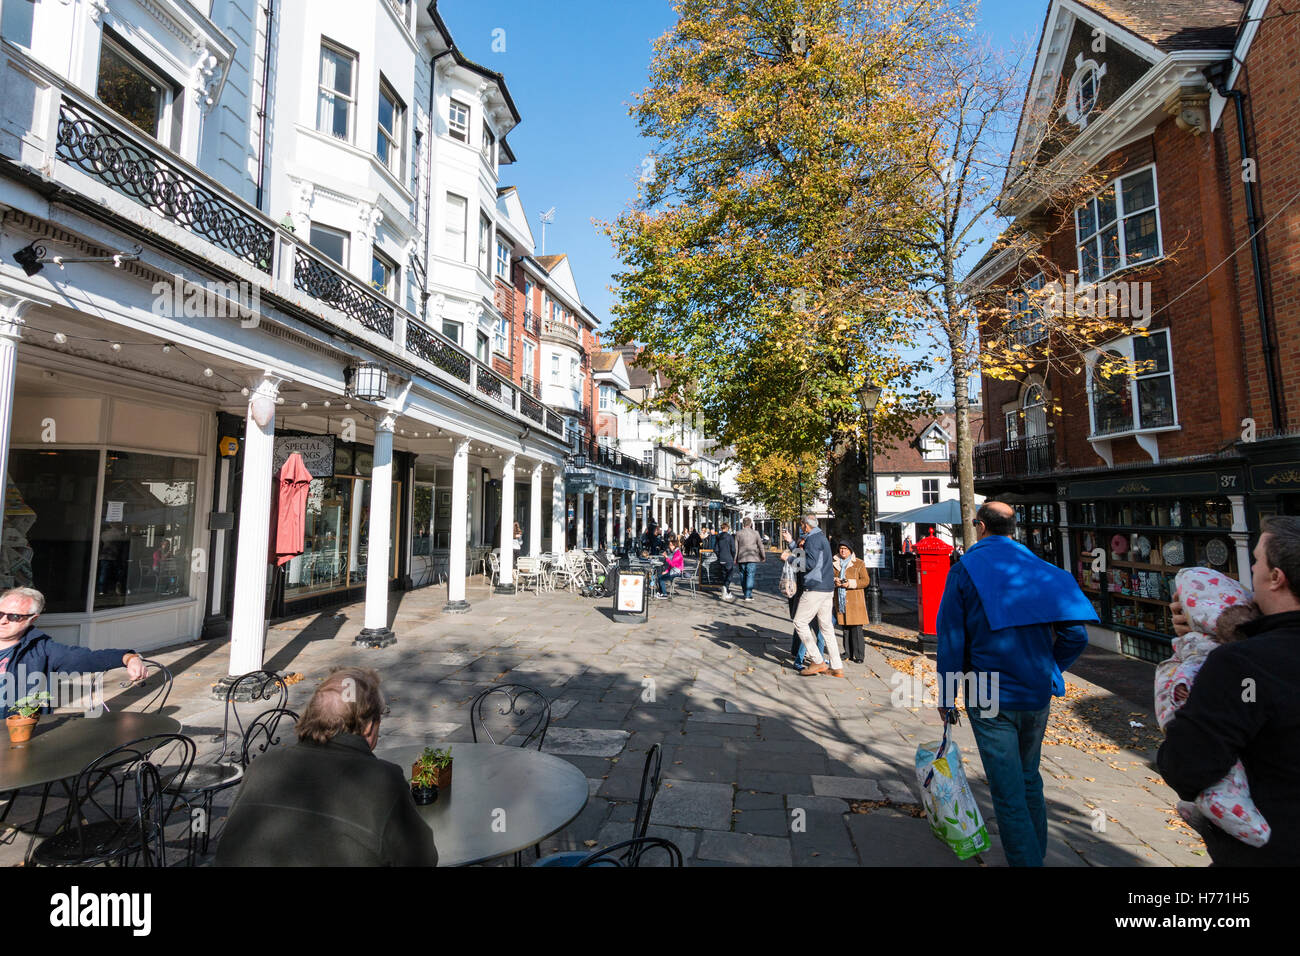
[715,531,736,569]
[0,627,135,712]
[215,734,439,867]
[1158,610,1300,866]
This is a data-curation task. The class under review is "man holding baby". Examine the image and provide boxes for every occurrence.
[1159,515,1300,866]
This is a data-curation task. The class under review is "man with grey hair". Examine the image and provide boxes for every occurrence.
[735,517,765,601]
[781,515,843,677]
[217,666,438,866]
[0,587,146,711]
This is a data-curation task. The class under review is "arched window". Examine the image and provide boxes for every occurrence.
[1023,384,1047,437]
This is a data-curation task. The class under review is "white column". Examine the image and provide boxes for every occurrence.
[498,455,516,587]
[529,464,543,558]
[552,474,565,552]
[444,439,471,612]
[0,297,31,545]
[606,486,615,549]
[358,413,396,645]
[576,490,586,548]
[227,372,285,679]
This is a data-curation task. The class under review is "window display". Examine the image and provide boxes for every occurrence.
[3,451,99,612]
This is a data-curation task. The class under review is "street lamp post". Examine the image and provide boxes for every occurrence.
[859,384,883,625]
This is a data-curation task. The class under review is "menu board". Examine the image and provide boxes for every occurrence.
[615,573,646,615]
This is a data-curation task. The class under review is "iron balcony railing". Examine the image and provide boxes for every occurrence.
[523,310,537,334]
[31,61,569,442]
[956,433,1057,481]
[541,320,581,347]
[575,437,657,480]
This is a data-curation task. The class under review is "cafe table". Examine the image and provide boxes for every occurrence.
[0,711,183,794]
[376,742,589,867]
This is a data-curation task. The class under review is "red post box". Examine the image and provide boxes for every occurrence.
[915,534,954,637]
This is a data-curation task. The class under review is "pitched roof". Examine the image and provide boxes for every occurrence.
[1079,0,1242,52]
[874,409,985,474]
[535,254,566,271]
[590,351,619,372]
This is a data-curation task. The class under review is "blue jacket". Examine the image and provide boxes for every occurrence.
[799,527,835,592]
[0,627,136,712]
[937,538,1092,711]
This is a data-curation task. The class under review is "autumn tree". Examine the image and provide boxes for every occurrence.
[604,0,962,543]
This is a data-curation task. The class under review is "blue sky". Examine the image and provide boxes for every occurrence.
[441,0,1047,337]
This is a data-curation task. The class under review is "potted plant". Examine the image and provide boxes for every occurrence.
[7,691,51,743]
[410,746,452,805]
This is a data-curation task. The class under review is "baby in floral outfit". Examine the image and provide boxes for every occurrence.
[1154,567,1270,848]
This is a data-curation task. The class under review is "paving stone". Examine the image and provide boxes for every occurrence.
[787,793,852,815]
[650,780,735,830]
[685,719,757,738]
[847,809,975,867]
[735,790,785,810]
[697,830,792,866]
[663,746,738,784]
[810,775,884,801]
[541,728,630,757]
[735,750,829,774]
[734,808,791,837]
[790,811,857,860]
[737,770,813,795]
[687,711,759,726]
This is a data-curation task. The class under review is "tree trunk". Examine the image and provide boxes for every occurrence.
[951,343,977,549]
[827,437,865,546]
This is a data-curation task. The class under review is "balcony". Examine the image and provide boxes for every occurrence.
[576,437,657,481]
[14,53,571,443]
[541,320,582,349]
[520,376,541,398]
[523,310,537,334]
[694,479,723,500]
[955,434,1057,482]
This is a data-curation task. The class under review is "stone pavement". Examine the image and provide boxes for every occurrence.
[0,558,1207,866]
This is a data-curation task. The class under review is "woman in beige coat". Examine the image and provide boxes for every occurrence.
[833,541,870,663]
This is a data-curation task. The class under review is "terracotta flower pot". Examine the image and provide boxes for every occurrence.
[436,762,452,790]
[6,715,38,744]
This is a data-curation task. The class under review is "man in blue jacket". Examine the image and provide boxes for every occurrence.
[0,587,146,711]
[936,502,1096,866]
[785,515,843,677]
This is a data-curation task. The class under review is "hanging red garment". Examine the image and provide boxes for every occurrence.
[273,453,313,566]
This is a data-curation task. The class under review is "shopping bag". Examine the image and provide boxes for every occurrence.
[779,561,798,598]
[915,718,990,861]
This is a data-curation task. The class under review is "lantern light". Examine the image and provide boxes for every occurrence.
[344,361,389,402]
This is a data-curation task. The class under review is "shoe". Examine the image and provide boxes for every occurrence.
[799,662,829,677]
[827,668,845,678]
[743,596,754,602]
[721,592,735,602]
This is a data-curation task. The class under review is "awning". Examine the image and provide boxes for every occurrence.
[878,499,963,526]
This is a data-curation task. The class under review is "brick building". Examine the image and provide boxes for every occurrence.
[966,0,1299,662]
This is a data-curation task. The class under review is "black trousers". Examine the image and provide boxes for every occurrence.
[842,625,865,661]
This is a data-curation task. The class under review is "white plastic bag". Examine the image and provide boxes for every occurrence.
[779,560,798,598]
[915,720,990,861]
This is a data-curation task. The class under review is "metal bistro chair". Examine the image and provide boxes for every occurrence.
[535,742,663,867]
[238,707,300,767]
[514,556,545,595]
[168,670,288,855]
[576,836,683,868]
[28,733,196,868]
[469,683,552,751]
[115,657,174,714]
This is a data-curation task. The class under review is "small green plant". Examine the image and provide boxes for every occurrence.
[411,746,452,787]
[9,691,50,719]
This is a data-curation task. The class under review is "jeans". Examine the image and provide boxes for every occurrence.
[657,570,680,596]
[791,623,825,667]
[719,564,734,591]
[966,705,1051,867]
[740,562,758,599]
[793,590,841,668]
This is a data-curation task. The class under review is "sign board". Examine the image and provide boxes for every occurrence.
[273,435,335,478]
[565,474,597,495]
[636,492,652,506]
[861,533,886,569]
[708,500,723,510]
[613,572,648,622]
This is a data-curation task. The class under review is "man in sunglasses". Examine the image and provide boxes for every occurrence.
[0,587,147,710]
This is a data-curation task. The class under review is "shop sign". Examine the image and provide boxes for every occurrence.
[273,435,335,478]
[861,533,886,569]
[1066,470,1223,500]
[1251,463,1300,492]
[566,474,597,495]
[885,489,910,497]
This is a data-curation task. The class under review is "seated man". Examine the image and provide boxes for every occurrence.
[0,587,146,710]
[216,666,438,867]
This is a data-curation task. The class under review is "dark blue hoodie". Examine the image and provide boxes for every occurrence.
[0,627,136,712]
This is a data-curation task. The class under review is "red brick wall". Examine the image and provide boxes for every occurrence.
[981,114,1250,471]
[1218,12,1300,431]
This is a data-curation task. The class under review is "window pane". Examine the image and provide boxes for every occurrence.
[1091,352,1133,436]
[442,319,461,345]
[1077,201,1097,240]
[1122,169,1155,213]
[94,451,197,611]
[1096,185,1117,228]
[378,91,395,135]
[310,224,347,265]
[1100,227,1121,277]
[98,40,164,139]
[442,194,467,261]
[1079,240,1099,282]
[1137,376,1175,429]
[322,48,352,96]
[1124,211,1159,265]
[1134,329,1170,376]
[284,478,352,599]
[3,450,99,613]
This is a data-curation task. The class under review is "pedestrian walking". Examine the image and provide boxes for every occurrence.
[833,541,869,663]
[735,517,765,602]
[783,515,843,677]
[781,528,824,668]
[686,527,702,557]
[1159,516,1300,866]
[715,523,737,601]
[935,501,1097,867]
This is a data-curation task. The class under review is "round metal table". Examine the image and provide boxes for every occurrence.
[0,712,183,792]
[376,742,589,867]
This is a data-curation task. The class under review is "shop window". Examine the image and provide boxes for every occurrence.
[2,450,100,613]
[94,451,198,611]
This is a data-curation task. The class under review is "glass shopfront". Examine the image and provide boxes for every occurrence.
[1012,502,1059,565]
[1068,493,1240,663]
[2,448,198,614]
